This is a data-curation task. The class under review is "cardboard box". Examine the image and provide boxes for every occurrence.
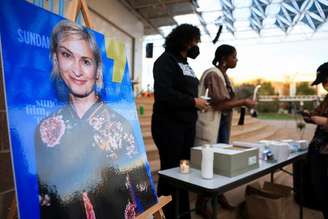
[190,144,259,177]
[245,182,293,219]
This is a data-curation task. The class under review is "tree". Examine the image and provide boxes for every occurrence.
[235,83,255,99]
[296,82,316,95]
[259,82,275,95]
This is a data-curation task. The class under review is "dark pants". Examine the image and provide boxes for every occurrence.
[308,149,328,219]
[152,115,195,219]
[217,114,230,144]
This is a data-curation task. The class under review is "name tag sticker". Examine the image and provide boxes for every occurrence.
[248,156,257,166]
[178,63,196,77]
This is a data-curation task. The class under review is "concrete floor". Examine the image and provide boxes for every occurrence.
[189,168,324,219]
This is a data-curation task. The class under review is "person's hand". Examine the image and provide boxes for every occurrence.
[303,115,313,123]
[39,194,51,206]
[311,116,328,126]
[301,111,313,123]
[300,110,311,117]
[194,98,209,111]
[243,98,256,108]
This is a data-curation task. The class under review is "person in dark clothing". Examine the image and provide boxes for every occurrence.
[302,62,328,219]
[151,24,209,219]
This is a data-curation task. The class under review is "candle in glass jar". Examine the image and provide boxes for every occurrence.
[180,160,190,174]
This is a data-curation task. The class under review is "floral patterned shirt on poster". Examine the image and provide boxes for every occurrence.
[35,100,157,219]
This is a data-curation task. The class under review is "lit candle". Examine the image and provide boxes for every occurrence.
[204,88,209,98]
[179,160,190,174]
[252,85,261,101]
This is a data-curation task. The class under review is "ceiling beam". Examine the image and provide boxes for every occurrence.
[286,0,312,33]
[131,0,191,9]
[156,0,179,27]
[194,11,211,37]
[189,0,211,37]
[119,0,165,37]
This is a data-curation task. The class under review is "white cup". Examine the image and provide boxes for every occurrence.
[269,143,290,161]
[297,140,309,150]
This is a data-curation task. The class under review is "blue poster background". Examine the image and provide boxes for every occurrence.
[0,1,156,218]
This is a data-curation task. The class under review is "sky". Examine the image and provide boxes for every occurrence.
[141,0,328,90]
[189,33,328,84]
[142,28,328,89]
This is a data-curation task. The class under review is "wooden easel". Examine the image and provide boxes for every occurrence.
[6,197,17,219]
[136,195,172,219]
[7,195,172,219]
[6,1,171,219]
[66,0,93,28]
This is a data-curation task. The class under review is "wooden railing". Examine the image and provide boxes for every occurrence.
[259,95,324,102]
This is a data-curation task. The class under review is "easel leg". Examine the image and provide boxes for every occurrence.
[154,209,165,219]
[211,194,218,219]
[136,196,172,219]
[6,196,17,219]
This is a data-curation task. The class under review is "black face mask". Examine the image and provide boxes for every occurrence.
[187,45,200,59]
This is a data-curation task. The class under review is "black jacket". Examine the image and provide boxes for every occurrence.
[309,94,328,154]
[152,50,199,124]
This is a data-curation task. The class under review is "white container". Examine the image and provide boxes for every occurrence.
[281,139,294,143]
[296,140,309,150]
[268,143,290,161]
[201,145,214,179]
[191,144,259,177]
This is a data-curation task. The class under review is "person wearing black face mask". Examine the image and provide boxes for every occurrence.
[187,45,200,59]
[152,24,208,219]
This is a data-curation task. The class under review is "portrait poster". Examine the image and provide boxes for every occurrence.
[0,0,157,218]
